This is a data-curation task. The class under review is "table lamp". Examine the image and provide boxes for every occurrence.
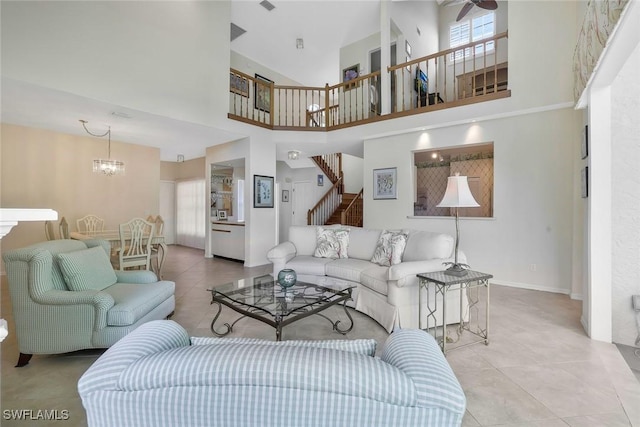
[437,173,479,276]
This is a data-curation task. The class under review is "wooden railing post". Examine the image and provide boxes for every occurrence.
[324,84,330,128]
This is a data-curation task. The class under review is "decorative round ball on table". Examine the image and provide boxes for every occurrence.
[277,269,297,288]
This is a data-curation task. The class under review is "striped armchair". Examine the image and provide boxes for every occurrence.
[78,320,466,427]
[2,239,175,367]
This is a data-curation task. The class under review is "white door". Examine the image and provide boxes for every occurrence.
[159,180,176,244]
[292,181,311,226]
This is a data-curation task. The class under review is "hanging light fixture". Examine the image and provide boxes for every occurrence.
[288,150,300,160]
[80,119,125,176]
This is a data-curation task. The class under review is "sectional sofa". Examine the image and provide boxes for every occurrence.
[267,225,467,332]
[78,320,466,427]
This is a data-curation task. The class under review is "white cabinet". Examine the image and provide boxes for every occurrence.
[211,222,245,261]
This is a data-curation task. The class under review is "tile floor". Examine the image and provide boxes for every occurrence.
[1,245,639,426]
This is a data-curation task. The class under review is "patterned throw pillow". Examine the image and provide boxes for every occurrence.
[313,227,350,259]
[57,246,118,291]
[370,230,409,267]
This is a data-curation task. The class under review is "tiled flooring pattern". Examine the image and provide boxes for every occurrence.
[1,245,639,426]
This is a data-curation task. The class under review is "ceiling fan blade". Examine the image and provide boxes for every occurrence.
[456,2,474,21]
[476,0,498,10]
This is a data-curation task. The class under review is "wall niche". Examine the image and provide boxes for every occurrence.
[414,142,493,218]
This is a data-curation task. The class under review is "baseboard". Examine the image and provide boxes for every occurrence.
[490,279,570,295]
[570,292,583,300]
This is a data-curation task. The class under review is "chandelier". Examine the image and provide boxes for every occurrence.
[80,120,125,176]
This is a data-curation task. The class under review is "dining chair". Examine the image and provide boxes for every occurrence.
[116,217,155,271]
[44,221,56,240]
[150,215,165,275]
[59,217,70,239]
[77,214,105,233]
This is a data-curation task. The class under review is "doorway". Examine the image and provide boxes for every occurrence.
[292,181,311,226]
[370,43,397,115]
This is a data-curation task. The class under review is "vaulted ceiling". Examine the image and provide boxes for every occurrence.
[1,1,439,161]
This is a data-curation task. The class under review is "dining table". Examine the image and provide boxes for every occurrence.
[70,230,168,278]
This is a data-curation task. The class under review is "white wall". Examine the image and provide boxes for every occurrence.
[611,44,640,347]
[364,107,582,294]
[1,1,231,127]
[342,154,364,193]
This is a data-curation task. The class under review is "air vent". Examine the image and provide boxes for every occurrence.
[260,0,275,11]
[230,23,246,42]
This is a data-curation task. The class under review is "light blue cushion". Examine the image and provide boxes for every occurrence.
[57,246,117,291]
[190,336,377,357]
[117,344,416,406]
[103,282,175,326]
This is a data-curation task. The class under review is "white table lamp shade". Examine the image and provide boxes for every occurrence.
[437,175,480,208]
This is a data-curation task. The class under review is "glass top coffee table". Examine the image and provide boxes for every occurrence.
[207,275,355,341]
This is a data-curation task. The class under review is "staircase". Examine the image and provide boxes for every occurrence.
[325,191,363,226]
[308,153,363,227]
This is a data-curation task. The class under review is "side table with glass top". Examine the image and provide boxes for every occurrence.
[417,270,492,354]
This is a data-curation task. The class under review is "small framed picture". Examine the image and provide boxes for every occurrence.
[282,190,289,202]
[581,166,589,198]
[373,167,397,200]
[254,175,274,208]
[254,74,273,113]
[581,124,589,159]
[217,210,228,220]
[229,72,249,97]
[342,64,359,90]
[317,175,324,186]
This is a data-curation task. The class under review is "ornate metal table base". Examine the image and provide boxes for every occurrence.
[417,270,492,354]
[209,279,354,341]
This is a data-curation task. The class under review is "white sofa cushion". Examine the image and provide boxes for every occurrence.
[325,258,376,283]
[360,264,391,296]
[402,231,454,261]
[347,227,381,260]
[289,225,319,256]
[285,255,333,276]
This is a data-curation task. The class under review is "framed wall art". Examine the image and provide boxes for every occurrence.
[254,175,274,208]
[229,72,249,97]
[254,74,273,113]
[342,64,359,90]
[373,167,397,200]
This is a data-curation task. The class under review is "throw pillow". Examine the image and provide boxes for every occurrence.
[57,246,118,292]
[370,230,409,267]
[313,227,350,259]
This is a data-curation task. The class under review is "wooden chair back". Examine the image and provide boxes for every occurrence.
[59,217,70,239]
[118,218,155,271]
[44,221,56,240]
[77,215,105,233]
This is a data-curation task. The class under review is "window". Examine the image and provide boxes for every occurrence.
[176,179,206,249]
[413,143,494,218]
[449,12,495,62]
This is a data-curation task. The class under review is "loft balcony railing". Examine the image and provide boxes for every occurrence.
[229,31,509,131]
